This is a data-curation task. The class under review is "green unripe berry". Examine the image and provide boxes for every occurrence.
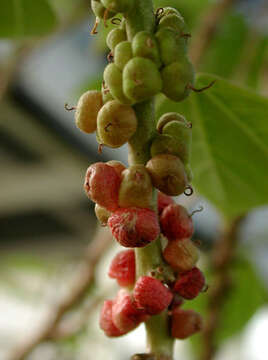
[91,0,115,19]
[150,134,181,158]
[161,59,195,102]
[101,0,134,14]
[97,100,137,148]
[156,27,187,66]
[162,120,191,164]
[103,63,132,104]
[95,204,111,226]
[146,154,188,196]
[106,28,127,51]
[118,165,153,209]
[132,31,161,68]
[123,57,162,103]
[158,12,186,34]
[114,41,133,70]
[157,112,187,132]
[75,90,102,134]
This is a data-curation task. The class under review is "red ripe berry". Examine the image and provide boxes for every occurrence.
[108,249,136,287]
[84,162,121,211]
[160,204,194,240]
[108,208,160,248]
[133,276,173,315]
[171,307,203,339]
[173,267,205,300]
[112,289,149,332]
[157,192,174,215]
[99,300,125,337]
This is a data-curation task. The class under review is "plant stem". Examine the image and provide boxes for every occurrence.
[126,2,174,359]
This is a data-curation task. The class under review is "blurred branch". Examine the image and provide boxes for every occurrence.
[189,0,237,68]
[201,215,246,360]
[8,226,112,360]
[50,286,115,340]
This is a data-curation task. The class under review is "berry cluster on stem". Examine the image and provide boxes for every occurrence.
[68,1,211,359]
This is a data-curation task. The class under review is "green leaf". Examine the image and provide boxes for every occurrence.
[156,73,268,217]
[184,258,268,351]
[0,0,58,38]
[246,36,268,90]
[200,13,249,78]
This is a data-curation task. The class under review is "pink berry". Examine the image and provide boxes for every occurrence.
[99,300,125,337]
[84,162,121,211]
[108,208,160,248]
[112,289,148,332]
[160,204,194,240]
[108,249,136,287]
[171,308,203,339]
[173,267,205,300]
[133,276,173,315]
[157,192,174,215]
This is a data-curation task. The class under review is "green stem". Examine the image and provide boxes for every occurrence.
[126,2,174,359]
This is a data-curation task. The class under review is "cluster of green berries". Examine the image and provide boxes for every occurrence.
[101,5,195,105]
[67,1,208,344]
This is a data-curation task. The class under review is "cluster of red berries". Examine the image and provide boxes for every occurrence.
[83,162,205,339]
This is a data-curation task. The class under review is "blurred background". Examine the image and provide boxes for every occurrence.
[0,0,268,359]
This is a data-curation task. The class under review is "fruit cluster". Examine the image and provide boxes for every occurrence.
[69,1,207,346]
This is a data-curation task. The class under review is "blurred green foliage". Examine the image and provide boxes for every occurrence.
[0,0,57,37]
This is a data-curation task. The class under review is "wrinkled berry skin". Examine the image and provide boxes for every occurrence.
[84,162,120,211]
[146,154,188,196]
[157,192,174,215]
[133,276,173,315]
[108,208,160,248]
[99,300,125,337]
[163,238,199,273]
[112,289,148,332]
[171,308,203,339]
[108,249,136,287]
[160,204,194,240]
[173,267,205,300]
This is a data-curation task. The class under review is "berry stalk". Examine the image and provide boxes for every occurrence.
[125,2,174,358]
